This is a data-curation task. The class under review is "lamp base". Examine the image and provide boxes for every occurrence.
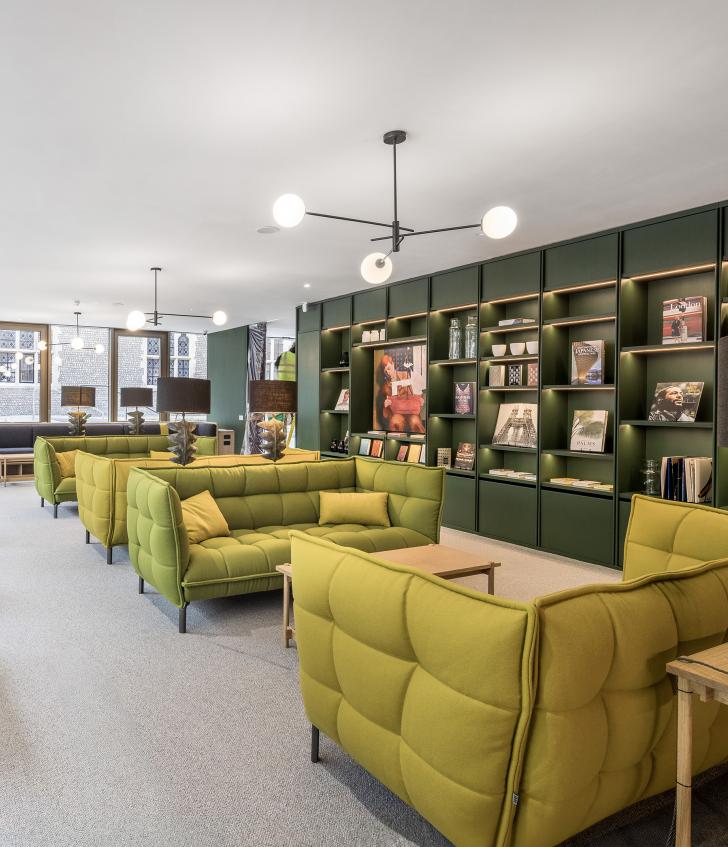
[67,409,89,436]
[127,409,145,436]
[258,418,286,462]
[168,418,197,465]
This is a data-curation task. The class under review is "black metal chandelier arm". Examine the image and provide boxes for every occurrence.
[148,312,214,320]
[400,223,482,238]
[305,211,414,232]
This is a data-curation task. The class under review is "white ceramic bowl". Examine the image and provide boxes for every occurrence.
[492,344,507,357]
[526,341,539,354]
[509,342,526,355]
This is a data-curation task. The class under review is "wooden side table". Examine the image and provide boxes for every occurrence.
[275,564,294,648]
[666,643,728,847]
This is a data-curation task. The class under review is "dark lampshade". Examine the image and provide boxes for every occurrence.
[719,337,728,447]
[156,377,211,414]
[120,387,154,408]
[248,379,297,413]
[60,386,96,407]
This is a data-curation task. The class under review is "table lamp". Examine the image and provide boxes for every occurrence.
[248,380,297,461]
[156,377,211,465]
[60,386,96,435]
[120,387,154,435]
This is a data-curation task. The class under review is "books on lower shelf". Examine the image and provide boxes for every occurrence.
[498,317,536,326]
[550,478,614,491]
[488,469,537,481]
[660,456,712,502]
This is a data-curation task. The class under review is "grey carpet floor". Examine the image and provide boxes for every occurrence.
[1,482,727,846]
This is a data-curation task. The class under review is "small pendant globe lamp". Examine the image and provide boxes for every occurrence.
[156,377,211,465]
[60,386,96,435]
[120,387,154,435]
[247,380,297,461]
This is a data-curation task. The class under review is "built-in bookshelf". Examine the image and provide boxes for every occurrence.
[297,203,728,568]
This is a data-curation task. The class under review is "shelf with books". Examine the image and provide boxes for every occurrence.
[480,290,539,358]
[479,473,537,487]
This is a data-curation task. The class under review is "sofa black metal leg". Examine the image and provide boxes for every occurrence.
[106,547,113,564]
[85,530,90,544]
[53,504,58,519]
[311,726,320,763]
[179,603,188,634]
[138,577,144,594]
[40,497,44,508]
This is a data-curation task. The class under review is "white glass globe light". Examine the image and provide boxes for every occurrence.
[360,252,393,285]
[15,351,23,360]
[212,310,228,326]
[95,344,105,355]
[24,356,33,364]
[126,310,146,331]
[70,336,84,350]
[481,206,518,239]
[37,340,47,351]
[272,194,306,228]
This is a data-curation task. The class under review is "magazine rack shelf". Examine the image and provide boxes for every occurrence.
[298,203,728,567]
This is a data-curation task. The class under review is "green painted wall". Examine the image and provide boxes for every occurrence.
[208,325,248,446]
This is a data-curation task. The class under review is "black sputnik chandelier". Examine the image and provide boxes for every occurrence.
[272,130,517,284]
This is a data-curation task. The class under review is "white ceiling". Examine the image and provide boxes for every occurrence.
[2,1,728,336]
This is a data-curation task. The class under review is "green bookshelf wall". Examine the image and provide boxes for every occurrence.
[296,202,728,568]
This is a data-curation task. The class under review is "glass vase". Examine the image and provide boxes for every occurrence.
[464,315,478,358]
[640,458,661,497]
[448,317,462,360]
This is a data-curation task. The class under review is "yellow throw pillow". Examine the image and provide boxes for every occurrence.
[180,490,230,544]
[319,491,390,527]
[149,450,174,460]
[56,450,78,478]
[159,423,169,435]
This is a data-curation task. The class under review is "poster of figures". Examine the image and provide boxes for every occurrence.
[373,343,427,433]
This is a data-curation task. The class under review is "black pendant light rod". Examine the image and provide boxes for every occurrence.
[369,222,481,242]
[304,212,414,233]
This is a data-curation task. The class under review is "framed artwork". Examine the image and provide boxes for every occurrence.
[373,343,427,433]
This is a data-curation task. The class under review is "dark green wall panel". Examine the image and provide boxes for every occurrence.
[431,267,479,310]
[479,480,537,546]
[297,303,321,333]
[544,233,618,289]
[296,330,320,450]
[322,297,351,329]
[540,490,614,566]
[388,277,428,317]
[208,325,248,445]
[353,288,386,324]
[482,252,540,300]
[622,211,717,276]
[442,474,476,531]
[618,499,632,568]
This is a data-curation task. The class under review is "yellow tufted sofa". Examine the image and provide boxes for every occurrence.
[291,494,728,847]
[75,448,320,562]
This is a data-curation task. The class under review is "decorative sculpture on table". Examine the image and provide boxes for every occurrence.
[156,377,211,465]
[120,387,154,435]
[60,386,96,436]
[247,380,297,462]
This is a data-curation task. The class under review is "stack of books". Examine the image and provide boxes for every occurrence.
[660,457,712,502]
[488,469,537,481]
[550,478,614,492]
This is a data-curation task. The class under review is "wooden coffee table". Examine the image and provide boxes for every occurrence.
[275,544,500,648]
[1,453,35,486]
[667,644,728,846]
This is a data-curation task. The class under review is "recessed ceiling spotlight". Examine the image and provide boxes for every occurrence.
[112,302,124,307]
[257,225,280,235]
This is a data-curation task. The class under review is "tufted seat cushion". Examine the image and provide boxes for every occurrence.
[182,523,432,599]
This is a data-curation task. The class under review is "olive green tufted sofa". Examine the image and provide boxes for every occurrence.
[127,457,444,632]
[34,434,217,518]
[75,448,320,563]
[292,494,728,847]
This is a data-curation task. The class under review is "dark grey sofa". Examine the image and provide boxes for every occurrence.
[0,422,218,454]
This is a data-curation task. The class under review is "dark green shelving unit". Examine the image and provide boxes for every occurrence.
[297,201,728,567]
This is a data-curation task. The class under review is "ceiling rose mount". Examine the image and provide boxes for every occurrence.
[273,129,518,284]
[126,267,228,331]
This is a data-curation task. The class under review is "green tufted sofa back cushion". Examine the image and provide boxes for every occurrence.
[291,531,537,847]
[141,457,444,540]
[42,434,216,457]
[623,494,728,580]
